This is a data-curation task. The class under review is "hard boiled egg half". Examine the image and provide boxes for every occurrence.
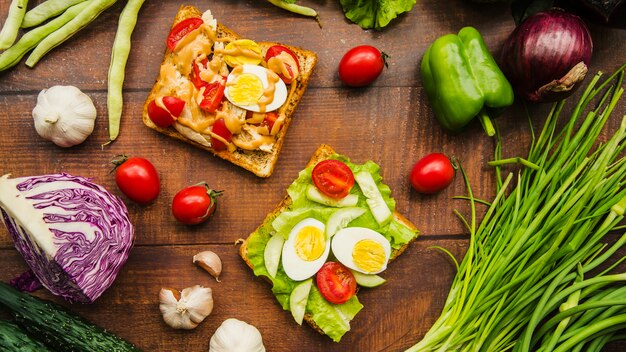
[331,227,391,275]
[224,64,287,113]
[282,218,330,281]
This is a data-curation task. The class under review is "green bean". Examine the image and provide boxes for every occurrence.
[267,0,317,17]
[25,0,117,68]
[0,0,29,50]
[21,0,87,29]
[0,2,90,71]
[106,0,144,142]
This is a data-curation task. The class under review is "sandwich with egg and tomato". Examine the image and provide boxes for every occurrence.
[239,144,419,342]
[143,6,317,177]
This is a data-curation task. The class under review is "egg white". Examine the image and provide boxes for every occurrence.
[331,227,391,274]
[282,218,330,281]
[224,64,288,113]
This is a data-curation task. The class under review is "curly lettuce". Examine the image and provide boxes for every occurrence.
[340,0,417,29]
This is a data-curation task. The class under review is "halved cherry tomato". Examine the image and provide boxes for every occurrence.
[112,155,160,205]
[211,118,232,151]
[199,81,226,113]
[190,57,209,89]
[311,159,355,199]
[316,262,357,304]
[263,112,280,132]
[166,17,203,51]
[409,153,455,194]
[265,45,300,84]
[172,183,222,225]
[147,96,185,128]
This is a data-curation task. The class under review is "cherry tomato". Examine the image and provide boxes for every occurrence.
[190,57,209,89]
[147,96,185,128]
[312,159,355,199]
[316,262,357,304]
[199,81,226,113]
[113,156,160,205]
[265,45,300,84]
[263,112,280,132]
[210,118,232,151]
[166,17,203,51]
[172,183,222,225]
[338,45,388,87]
[409,153,455,194]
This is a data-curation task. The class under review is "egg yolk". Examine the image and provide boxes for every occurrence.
[352,239,386,273]
[228,73,263,105]
[295,226,326,261]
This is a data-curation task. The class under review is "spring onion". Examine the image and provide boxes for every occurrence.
[407,63,626,351]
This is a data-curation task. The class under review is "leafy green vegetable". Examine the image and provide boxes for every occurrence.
[340,0,416,29]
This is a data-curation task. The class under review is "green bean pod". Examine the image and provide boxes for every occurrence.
[0,0,29,50]
[0,2,90,71]
[25,0,117,68]
[107,0,145,142]
[21,0,87,29]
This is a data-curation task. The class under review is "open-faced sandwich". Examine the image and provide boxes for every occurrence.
[239,144,419,342]
[143,6,317,177]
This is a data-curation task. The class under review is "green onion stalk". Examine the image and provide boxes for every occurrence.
[407,63,626,352]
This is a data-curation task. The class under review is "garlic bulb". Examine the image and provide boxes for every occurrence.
[209,318,265,352]
[32,85,97,147]
[159,285,213,330]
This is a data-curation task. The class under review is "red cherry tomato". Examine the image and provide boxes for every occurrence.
[409,153,455,194]
[166,17,203,51]
[316,262,357,304]
[210,118,232,151]
[338,45,388,87]
[147,96,185,128]
[190,57,209,89]
[172,183,222,225]
[113,156,160,205]
[311,159,355,199]
[263,112,280,132]
[265,45,300,84]
[199,81,226,113]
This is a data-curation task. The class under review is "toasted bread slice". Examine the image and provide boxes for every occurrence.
[143,6,317,177]
[239,144,419,339]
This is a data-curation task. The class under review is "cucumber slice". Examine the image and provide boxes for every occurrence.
[289,278,312,325]
[306,185,359,207]
[354,171,392,225]
[263,234,285,278]
[350,269,387,288]
[326,207,367,238]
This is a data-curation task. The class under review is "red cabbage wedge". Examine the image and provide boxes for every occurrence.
[0,173,134,303]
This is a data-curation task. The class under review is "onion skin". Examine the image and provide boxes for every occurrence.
[500,8,593,103]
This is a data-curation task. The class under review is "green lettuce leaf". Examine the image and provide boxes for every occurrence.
[339,0,417,30]
[306,285,363,342]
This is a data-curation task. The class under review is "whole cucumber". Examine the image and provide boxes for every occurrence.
[0,282,140,352]
[0,319,52,351]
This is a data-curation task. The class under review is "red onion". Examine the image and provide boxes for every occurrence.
[500,8,593,103]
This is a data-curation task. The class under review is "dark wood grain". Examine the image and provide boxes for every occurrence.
[0,0,625,351]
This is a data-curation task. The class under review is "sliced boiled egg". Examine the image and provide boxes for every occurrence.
[282,218,330,281]
[331,227,391,275]
[224,64,287,113]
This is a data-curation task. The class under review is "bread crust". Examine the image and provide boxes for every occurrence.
[238,144,419,338]
[143,6,317,177]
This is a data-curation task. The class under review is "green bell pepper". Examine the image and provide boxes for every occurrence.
[421,27,514,136]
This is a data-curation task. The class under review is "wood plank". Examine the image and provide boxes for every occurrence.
[0,238,465,351]
[3,0,623,92]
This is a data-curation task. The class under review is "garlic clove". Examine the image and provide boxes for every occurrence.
[159,285,213,330]
[193,251,222,282]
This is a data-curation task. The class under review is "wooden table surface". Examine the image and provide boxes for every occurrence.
[1,1,625,351]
